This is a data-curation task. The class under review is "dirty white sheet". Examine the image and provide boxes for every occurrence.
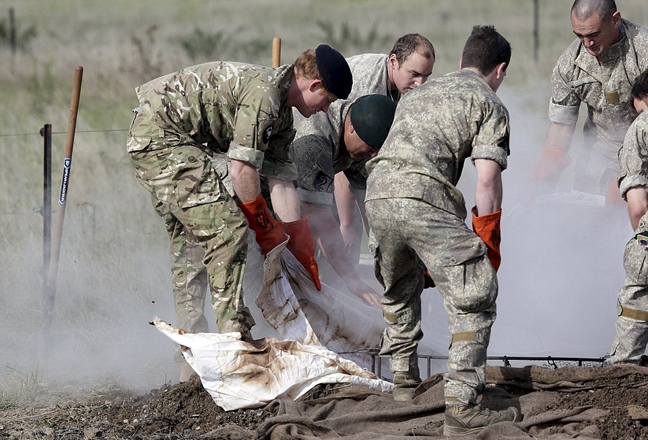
[255,239,384,352]
[154,318,392,410]
[154,240,392,411]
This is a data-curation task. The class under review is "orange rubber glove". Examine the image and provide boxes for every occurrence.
[605,176,624,211]
[283,217,322,291]
[423,269,436,288]
[532,148,571,183]
[471,207,502,272]
[238,194,286,255]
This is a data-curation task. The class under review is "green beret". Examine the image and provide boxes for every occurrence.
[350,94,397,149]
[315,44,352,99]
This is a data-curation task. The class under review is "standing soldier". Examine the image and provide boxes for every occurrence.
[126,45,352,381]
[334,34,435,262]
[292,34,435,298]
[533,0,648,205]
[365,26,520,435]
[605,69,648,366]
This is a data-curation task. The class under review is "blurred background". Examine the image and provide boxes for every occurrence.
[1,0,647,398]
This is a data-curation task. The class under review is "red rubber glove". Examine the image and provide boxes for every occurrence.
[283,217,321,291]
[238,194,286,255]
[423,269,436,288]
[471,207,502,272]
[605,177,624,211]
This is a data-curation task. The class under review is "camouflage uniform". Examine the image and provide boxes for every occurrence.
[292,53,395,207]
[606,111,648,365]
[365,69,510,405]
[292,53,395,268]
[127,62,298,349]
[550,19,648,195]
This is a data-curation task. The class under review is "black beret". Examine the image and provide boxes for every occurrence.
[350,94,397,149]
[315,44,352,99]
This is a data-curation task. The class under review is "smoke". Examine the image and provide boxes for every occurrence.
[0,208,181,392]
[0,86,633,396]
[417,85,631,372]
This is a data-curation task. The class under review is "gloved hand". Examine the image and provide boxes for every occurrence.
[471,206,501,272]
[605,176,624,211]
[238,194,286,255]
[283,217,321,291]
[423,269,436,288]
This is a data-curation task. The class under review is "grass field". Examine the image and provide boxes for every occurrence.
[1,0,647,397]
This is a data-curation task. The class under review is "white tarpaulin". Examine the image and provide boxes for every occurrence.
[255,239,385,352]
[154,239,392,410]
[154,318,393,411]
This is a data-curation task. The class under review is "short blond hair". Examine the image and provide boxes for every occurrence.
[293,49,328,93]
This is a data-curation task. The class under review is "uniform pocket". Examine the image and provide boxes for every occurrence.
[171,148,227,209]
[126,135,153,153]
[623,237,648,285]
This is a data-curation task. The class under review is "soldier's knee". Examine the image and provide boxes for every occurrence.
[453,286,497,313]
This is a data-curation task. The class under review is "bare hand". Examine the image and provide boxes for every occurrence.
[346,279,382,307]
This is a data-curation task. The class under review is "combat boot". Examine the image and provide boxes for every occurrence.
[392,372,421,401]
[443,403,521,436]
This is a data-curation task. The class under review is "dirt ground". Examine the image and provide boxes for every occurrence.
[2,365,648,440]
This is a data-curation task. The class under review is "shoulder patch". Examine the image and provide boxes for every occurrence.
[262,125,273,144]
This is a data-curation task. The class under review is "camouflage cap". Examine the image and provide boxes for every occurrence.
[315,44,353,99]
[350,94,397,149]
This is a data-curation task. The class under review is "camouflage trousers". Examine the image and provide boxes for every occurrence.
[127,114,254,358]
[606,233,648,365]
[366,198,497,405]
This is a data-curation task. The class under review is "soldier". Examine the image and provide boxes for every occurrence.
[533,0,648,205]
[126,45,352,381]
[334,34,435,263]
[365,26,520,435]
[291,94,397,305]
[292,34,435,301]
[604,69,648,366]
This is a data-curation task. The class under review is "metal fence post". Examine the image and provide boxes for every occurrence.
[41,124,52,294]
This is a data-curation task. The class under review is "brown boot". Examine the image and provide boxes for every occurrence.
[392,372,421,401]
[444,404,521,436]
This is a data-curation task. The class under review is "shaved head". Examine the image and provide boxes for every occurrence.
[571,0,617,21]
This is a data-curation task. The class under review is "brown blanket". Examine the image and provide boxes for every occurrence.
[249,364,648,440]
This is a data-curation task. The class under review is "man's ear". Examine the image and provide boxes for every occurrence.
[496,62,507,79]
[612,11,621,26]
[388,53,398,69]
[308,79,324,93]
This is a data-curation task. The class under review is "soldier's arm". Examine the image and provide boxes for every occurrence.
[231,159,262,203]
[267,177,300,222]
[333,172,361,252]
[302,200,381,306]
[474,159,502,215]
[626,187,648,231]
[533,122,575,187]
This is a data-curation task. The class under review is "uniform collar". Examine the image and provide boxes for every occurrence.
[599,22,627,64]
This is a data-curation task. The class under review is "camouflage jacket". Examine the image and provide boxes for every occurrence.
[366,69,510,220]
[618,111,648,203]
[129,61,297,181]
[550,19,648,168]
[292,53,394,206]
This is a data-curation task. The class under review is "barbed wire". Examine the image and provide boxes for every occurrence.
[0,128,128,138]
